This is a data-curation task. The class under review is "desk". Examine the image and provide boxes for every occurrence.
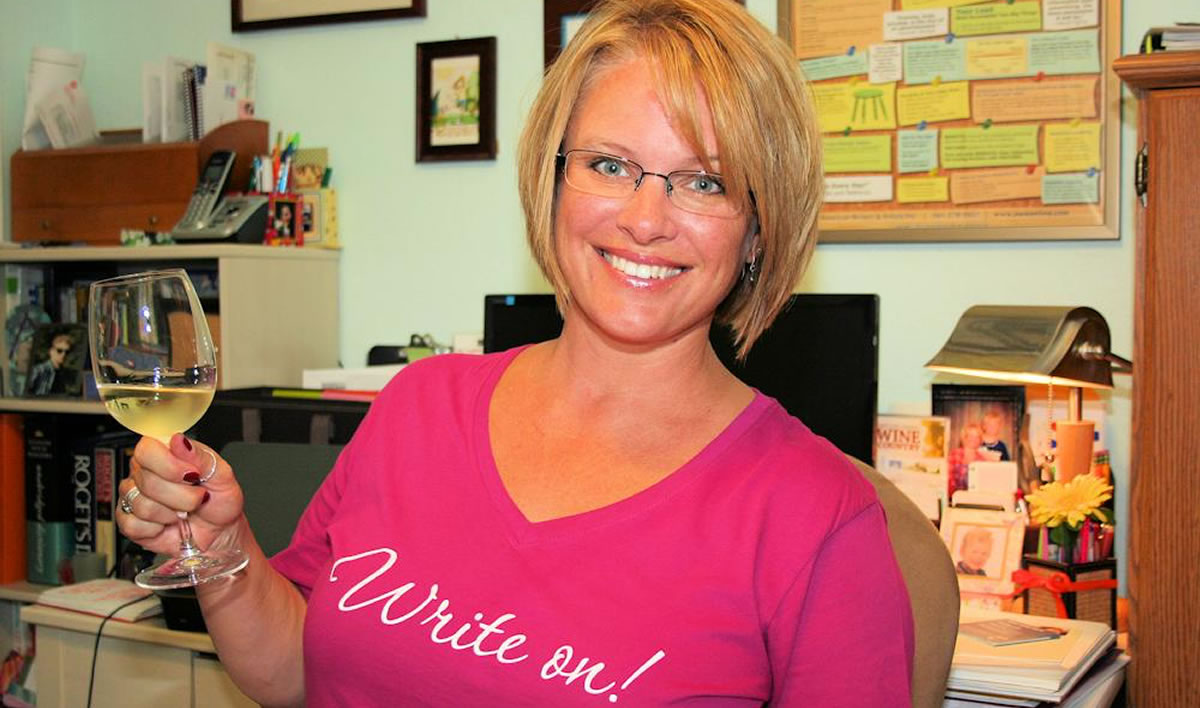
[18,604,255,708]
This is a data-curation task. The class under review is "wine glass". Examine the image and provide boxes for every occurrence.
[89,269,248,589]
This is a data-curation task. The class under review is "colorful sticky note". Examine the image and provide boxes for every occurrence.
[883,9,949,41]
[940,124,1039,169]
[790,0,891,60]
[898,129,940,173]
[951,166,1042,205]
[824,175,894,203]
[897,176,950,203]
[868,43,904,84]
[822,134,893,173]
[965,36,1030,79]
[903,39,967,84]
[896,81,970,126]
[812,81,898,133]
[1028,30,1101,76]
[901,0,988,9]
[1043,0,1099,31]
[800,52,870,81]
[951,1,1041,37]
[1042,172,1099,204]
[1044,122,1101,173]
[971,77,1098,123]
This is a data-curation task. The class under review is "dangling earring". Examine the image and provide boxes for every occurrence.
[743,251,760,286]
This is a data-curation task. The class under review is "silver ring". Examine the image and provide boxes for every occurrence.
[120,486,141,514]
[199,447,218,484]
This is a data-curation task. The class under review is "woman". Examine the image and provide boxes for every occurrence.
[118,0,914,704]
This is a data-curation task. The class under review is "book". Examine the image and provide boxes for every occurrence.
[24,414,74,585]
[91,431,139,577]
[949,609,1116,701]
[959,619,1065,647]
[36,579,162,622]
[0,414,25,583]
[873,414,950,520]
[1141,24,1200,53]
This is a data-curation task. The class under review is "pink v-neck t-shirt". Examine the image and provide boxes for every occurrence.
[270,349,914,706]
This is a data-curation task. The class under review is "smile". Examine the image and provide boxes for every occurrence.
[600,250,686,281]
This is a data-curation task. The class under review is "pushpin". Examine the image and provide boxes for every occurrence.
[932,75,942,87]
[928,167,939,177]
[847,45,856,56]
[945,33,956,43]
[918,120,928,131]
[843,126,852,136]
[1026,164,1037,175]
[1070,117,1082,127]
[1087,167,1097,178]
[1035,71,1045,81]
[982,118,993,129]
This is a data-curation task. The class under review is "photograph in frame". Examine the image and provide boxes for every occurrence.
[416,38,496,162]
[932,384,1025,500]
[266,193,302,245]
[940,506,1026,600]
[232,0,425,32]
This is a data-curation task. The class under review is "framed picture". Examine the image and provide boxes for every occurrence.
[941,507,1027,599]
[932,384,1025,498]
[24,323,87,398]
[232,0,425,32]
[266,193,302,245]
[416,37,497,162]
[776,0,1121,243]
[543,0,744,67]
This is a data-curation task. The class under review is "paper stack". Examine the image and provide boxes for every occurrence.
[946,609,1122,705]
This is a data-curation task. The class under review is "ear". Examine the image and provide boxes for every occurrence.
[741,220,761,264]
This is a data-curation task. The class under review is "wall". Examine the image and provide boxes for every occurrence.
[0,0,1179,588]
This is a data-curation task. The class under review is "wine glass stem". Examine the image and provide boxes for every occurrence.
[177,513,201,558]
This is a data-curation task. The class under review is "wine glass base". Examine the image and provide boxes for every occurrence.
[134,549,249,590]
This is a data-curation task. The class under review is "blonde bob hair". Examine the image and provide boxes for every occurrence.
[517,0,823,358]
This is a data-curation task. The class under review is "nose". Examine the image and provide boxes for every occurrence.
[617,173,675,244]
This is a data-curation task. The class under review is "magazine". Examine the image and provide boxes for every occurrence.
[874,414,950,520]
[37,579,162,622]
[959,619,1065,647]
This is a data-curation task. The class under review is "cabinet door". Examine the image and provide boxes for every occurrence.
[193,652,259,707]
[33,625,192,708]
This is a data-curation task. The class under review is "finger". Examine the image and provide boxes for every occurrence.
[116,477,172,536]
[129,452,208,518]
[169,435,235,491]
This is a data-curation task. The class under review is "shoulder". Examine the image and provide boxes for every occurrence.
[737,397,880,536]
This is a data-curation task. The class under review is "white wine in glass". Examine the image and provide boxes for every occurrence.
[89,269,248,589]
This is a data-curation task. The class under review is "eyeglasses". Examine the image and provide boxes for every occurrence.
[556,149,743,219]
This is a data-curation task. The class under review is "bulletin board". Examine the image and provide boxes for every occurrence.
[777,0,1121,243]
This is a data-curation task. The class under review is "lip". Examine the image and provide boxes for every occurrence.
[594,247,689,289]
[596,246,687,270]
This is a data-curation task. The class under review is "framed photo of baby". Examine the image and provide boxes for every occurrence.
[932,384,1025,499]
[940,507,1026,602]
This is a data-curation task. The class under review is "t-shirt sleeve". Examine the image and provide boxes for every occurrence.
[766,501,915,706]
[267,433,355,599]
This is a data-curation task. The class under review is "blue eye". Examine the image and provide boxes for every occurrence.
[680,173,726,196]
[588,157,631,178]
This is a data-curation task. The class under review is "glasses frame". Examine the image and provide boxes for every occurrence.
[555,148,744,219]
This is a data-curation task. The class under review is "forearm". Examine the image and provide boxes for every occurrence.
[195,517,308,707]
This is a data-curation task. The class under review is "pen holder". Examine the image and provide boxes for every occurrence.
[1020,556,1116,628]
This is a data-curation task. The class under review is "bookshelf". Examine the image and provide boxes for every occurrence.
[0,243,340,409]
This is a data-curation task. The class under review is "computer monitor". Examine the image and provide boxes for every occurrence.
[482,293,879,462]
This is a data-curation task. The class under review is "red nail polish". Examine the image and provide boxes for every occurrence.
[184,472,201,485]
[182,437,193,451]
[202,491,211,504]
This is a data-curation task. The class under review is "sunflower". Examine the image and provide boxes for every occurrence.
[1027,474,1113,529]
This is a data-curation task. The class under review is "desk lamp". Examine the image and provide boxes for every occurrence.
[925,306,1131,482]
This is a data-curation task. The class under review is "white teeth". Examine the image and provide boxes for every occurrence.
[602,251,684,280]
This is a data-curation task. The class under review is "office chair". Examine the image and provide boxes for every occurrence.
[848,456,961,708]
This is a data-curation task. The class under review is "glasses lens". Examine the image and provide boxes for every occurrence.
[667,172,739,218]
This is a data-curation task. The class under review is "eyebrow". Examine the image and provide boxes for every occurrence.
[579,141,723,172]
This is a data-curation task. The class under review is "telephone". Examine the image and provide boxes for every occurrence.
[172,150,268,243]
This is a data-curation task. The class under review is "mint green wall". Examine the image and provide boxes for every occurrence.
[0,0,1179,589]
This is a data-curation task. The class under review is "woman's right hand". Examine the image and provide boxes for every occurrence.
[116,434,247,557]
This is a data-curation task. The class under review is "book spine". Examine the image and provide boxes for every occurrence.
[70,435,97,558]
[93,442,117,576]
[0,414,25,583]
[24,415,73,585]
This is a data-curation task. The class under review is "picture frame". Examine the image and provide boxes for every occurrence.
[932,383,1025,498]
[941,506,1026,599]
[24,323,87,398]
[231,0,425,32]
[416,37,497,163]
[776,0,1121,243]
[266,193,302,245]
[543,0,744,67]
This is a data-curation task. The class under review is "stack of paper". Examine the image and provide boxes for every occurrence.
[37,579,162,623]
[947,609,1118,704]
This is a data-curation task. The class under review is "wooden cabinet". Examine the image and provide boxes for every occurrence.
[0,243,340,413]
[1113,51,1200,708]
[18,603,256,708]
